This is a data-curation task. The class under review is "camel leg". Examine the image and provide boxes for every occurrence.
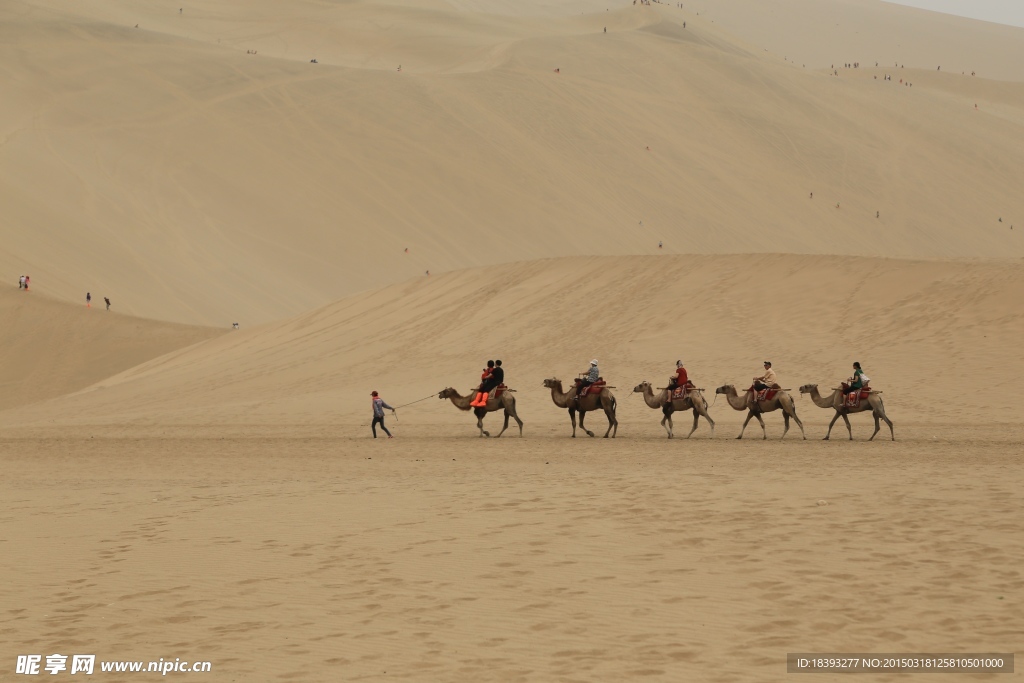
[697,401,715,438]
[511,403,524,437]
[686,408,699,438]
[737,411,755,439]
[662,407,673,439]
[503,397,523,437]
[824,412,842,440]
[579,410,595,438]
[477,413,490,438]
[608,397,618,438]
[755,413,767,439]
[790,404,806,440]
[841,413,853,440]
[569,408,577,438]
[495,409,510,438]
[874,400,894,440]
[869,414,881,441]
[781,412,790,440]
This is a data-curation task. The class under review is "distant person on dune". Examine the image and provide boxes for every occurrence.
[86,292,91,308]
[104,297,111,311]
[19,275,25,289]
[24,275,29,290]
[370,391,395,438]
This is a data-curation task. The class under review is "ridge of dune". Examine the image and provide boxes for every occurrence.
[0,285,224,412]
[4,254,1020,431]
[2,0,1022,327]
[689,0,1024,82]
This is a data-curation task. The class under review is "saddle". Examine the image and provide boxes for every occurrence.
[841,382,871,408]
[576,379,607,398]
[670,382,695,401]
[489,384,508,399]
[749,384,780,402]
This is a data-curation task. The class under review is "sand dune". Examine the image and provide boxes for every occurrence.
[0,286,221,412]
[688,0,1024,82]
[4,255,1020,434]
[3,0,1023,325]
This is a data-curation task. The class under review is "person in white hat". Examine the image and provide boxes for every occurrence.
[577,359,600,402]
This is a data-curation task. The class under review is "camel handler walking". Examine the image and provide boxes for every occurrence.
[370,391,396,438]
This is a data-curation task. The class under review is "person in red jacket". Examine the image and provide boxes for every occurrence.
[667,360,689,395]
[470,360,495,407]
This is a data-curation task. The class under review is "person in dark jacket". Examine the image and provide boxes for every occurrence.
[370,391,395,438]
[491,360,505,387]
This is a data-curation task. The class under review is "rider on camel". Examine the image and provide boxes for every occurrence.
[576,359,600,402]
[667,360,689,395]
[470,361,495,407]
[843,362,865,395]
[753,361,776,396]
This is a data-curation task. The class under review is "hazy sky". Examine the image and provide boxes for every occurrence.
[886,0,1024,27]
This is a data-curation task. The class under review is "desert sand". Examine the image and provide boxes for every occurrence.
[1,0,1022,680]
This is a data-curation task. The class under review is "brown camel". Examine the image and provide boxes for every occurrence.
[438,387,523,438]
[632,381,715,438]
[714,384,805,440]
[799,384,894,441]
[543,378,618,438]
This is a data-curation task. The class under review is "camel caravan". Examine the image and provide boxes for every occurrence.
[433,359,893,441]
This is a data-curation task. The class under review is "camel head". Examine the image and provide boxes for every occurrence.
[799,384,817,394]
[715,384,734,395]
[438,387,456,400]
[633,381,651,393]
[542,378,561,389]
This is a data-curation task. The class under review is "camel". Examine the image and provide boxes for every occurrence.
[799,384,894,441]
[714,384,805,440]
[438,387,523,438]
[543,378,618,438]
[632,381,715,438]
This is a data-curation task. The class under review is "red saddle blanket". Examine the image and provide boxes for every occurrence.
[671,383,695,401]
[578,380,607,397]
[489,384,508,399]
[748,386,778,402]
[842,387,871,407]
